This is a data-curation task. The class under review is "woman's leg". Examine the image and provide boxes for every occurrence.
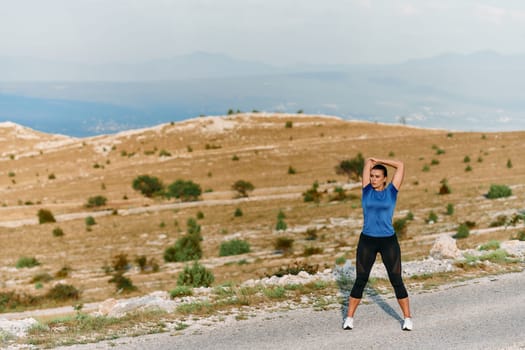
[347,235,377,317]
[380,235,411,318]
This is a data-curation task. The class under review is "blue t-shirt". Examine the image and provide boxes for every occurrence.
[361,183,398,237]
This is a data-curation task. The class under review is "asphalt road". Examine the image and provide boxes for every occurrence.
[58,270,525,350]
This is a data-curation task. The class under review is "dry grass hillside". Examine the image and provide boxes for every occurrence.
[0,113,524,309]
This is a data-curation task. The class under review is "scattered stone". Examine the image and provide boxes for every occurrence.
[501,240,525,258]
[96,291,177,317]
[430,234,462,259]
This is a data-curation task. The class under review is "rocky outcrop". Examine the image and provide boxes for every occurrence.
[429,234,462,259]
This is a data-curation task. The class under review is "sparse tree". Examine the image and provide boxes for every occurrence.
[232,180,254,198]
[132,175,164,198]
[166,179,202,202]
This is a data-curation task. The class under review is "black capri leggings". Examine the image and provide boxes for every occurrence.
[350,233,408,299]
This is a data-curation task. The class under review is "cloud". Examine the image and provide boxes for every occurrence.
[475,5,507,24]
[400,4,420,16]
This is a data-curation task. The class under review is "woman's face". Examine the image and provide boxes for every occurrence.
[370,169,386,190]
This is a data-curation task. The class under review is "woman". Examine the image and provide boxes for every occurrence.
[343,157,412,331]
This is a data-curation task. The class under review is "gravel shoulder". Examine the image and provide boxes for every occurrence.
[55,269,525,350]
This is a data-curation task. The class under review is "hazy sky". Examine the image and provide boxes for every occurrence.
[1,0,524,65]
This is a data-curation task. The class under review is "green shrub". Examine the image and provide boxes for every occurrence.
[486,184,512,199]
[159,149,171,157]
[426,211,438,223]
[232,180,254,198]
[335,153,365,181]
[177,261,215,287]
[164,220,202,262]
[507,159,512,169]
[275,218,287,231]
[16,256,40,269]
[46,283,80,300]
[422,164,430,172]
[263,286,286,299]
[489,215,507,227]
[453,223,470,239]
[166,179,202,201]
[85,195,107,208]
[234,208,243,217]
[274,237,294,253]
[288,166,296,174]
[38,209,56,224]
[219,239,251,256]
[52,227,64,237]
[55,266,71,278]
[479,249,509,263]
[393,218,408,238]
[439,178,451,195]
[303,181,322,203]
[446,203,454,215]
[303,246,323,256]
[305,227,318,240]
[111,253,129,272]
[285,121,293,128]
[170,286,193,298]
[267,261,320,277]
[31,273,53,283]
[108,273,136,292]
[164,237,201,262]
[431,159,440,165]
[465,165,472,172]
[479,240,500,251]
[132,175,164,198]
[196,211,205,220]
[335,256,346,265]
[85,216,96,226]
[515,231,525,241]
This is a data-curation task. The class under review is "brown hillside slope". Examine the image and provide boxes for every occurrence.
[0,114,523,306]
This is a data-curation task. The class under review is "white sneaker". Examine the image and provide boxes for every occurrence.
[402,317,413,331]
[343,317,353,330]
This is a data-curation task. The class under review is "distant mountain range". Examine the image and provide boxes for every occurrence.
[1,51,524,136]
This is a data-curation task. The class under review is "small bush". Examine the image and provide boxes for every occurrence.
[303,181,322,203]
[267,261,320,277]
[159,149,171,157]
[479,249,509,263]
[275,218,287,231]
[305,227,318,241]
[86,195,107,208]
[463,155,471,163]
[219,239,251,256]
[16,256,40,269]
[453,223,470,239]
[38,209,56,224]
[507,159,512,169]
[177,261,215,287]
[85,216,96,226]
[439,178,451,195]
[335,153,365,181]
[303,246,323,256]
[111,253,129,272]
[166,179,202,202]
[108,273,136,292]
[170,286,193,298]
[132,175,164,198]
[232,180,254,198]
[31,273,53,283]
[55,266,71,278]
[52,227,64,237]
[196,211,205,220]
[234,208,243,217]
[393,218,408,238]
[515,231,525,241]
[164,234,202,262]
[426,211,438,224]
[288,166,296,174]
[46,283,80,301]
[285,121,293,128]
[446,203,454,215]
[486,184,512,199]
[274,237,294,253]
[489,215,507,227]
[479,240,500,251]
